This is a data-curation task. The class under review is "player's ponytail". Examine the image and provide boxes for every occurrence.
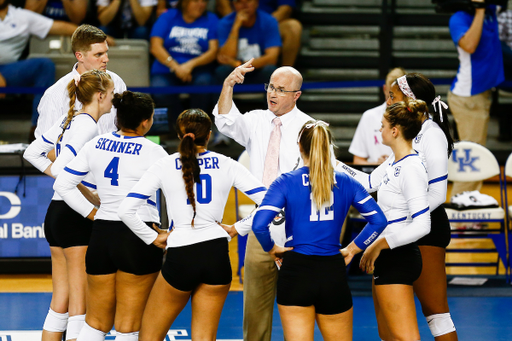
[298,120,334,209]
[176,109,212,227]
[62,70,113,142]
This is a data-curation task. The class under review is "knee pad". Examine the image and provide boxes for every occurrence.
[115,331,139,341]
[426,313,456,337]
[43,308,69,332]
[66,314,86,340]
[77,322,106,341]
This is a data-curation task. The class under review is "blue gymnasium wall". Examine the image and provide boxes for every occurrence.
[0,175,53,257]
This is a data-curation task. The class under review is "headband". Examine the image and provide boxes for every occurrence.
[297,120,330,144]
[432,96,448,123]
[396,75,416,100]
[73,74,81,87]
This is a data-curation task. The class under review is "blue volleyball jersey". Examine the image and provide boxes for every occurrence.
[253,167,387,256]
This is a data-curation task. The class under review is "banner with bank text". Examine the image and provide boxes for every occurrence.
[0,175,53,257]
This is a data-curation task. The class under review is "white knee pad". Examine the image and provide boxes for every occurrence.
[426,313,456,337]
[76,322,106,341]
[43,308,69,332]
[115,331,139,341]
[66,314,86,340]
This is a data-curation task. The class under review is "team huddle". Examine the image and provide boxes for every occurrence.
[23,24,458,341]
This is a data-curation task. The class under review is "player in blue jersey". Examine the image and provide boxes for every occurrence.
[24,70,114,341]
[252,121,388,341]
[54,91,169,341]
[118,109,267,341]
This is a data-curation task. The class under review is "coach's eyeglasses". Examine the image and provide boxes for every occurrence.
[264,83,300,96]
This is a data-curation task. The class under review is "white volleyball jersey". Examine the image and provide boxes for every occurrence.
[54,132,168,221]
[376,154,431,249]
[118,151,267,247]
[336,118,449,211]
[24,113,99,200]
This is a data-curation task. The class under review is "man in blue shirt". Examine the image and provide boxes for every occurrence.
[447,0,504,196]
[215,0,281,84]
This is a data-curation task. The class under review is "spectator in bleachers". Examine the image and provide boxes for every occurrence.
[96,0,157,39]
[150,0,219,135]
[215,0,281,84]
[447,0,504,196]
[0,0,77,135]
[497,8,512,141]
[24,0,88,24]
[215,0,300,66]
[349,67,405,165]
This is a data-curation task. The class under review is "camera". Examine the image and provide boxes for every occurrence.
[432,0,508,13]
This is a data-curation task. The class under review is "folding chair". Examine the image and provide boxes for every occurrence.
[234,150,257,282]
[444,141,509,281]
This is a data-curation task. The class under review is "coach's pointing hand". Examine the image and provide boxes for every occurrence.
[224,58,255,87]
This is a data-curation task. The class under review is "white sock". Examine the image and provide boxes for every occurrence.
[115,331,139,341]
[76,322,106,341]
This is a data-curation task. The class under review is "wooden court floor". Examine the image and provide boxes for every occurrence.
[0,182,511,340]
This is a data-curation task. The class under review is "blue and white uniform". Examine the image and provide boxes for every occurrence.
[53,131,169,276]
[54,132,168,221]
[24,113,99,249]
[252,167,387,314]
[25,113,99,197]
[119,151,266,247]
[337,118,447,247]
[337,153,430,249]
[253,167,388,255]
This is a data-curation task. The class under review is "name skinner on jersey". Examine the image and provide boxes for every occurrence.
[95,138,143,155]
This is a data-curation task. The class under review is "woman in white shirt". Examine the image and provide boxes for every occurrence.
[24,70,114,341]
[358,100,431,341]
[118,108,266,341]
[54,91,169,341]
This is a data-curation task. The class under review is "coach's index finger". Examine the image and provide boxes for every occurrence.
[238,58,255,74]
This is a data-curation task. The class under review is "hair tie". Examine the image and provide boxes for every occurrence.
[396,75,416,100]
[73,74,81,87]
[431,95,448,123]
[183,133,195,141]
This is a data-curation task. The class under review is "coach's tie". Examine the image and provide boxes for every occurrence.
[262,117,282,188]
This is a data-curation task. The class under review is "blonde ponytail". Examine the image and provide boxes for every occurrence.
[298,121,334,208]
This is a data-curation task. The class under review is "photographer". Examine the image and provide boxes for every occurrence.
[447,0,504,197]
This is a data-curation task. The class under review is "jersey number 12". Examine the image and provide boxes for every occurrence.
[309,192,334,221]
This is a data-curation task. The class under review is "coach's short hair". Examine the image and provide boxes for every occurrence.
[71,25,107,53]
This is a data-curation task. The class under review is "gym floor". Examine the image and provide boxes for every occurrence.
[0,183,511,340]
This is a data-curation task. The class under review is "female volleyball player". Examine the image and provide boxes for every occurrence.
[24,70,114,341]
[252,120,388,341]
[54,91,169,341]
[387,73,457,340]
[118,108,267,341]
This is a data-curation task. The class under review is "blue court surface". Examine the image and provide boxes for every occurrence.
[0,290,511,340]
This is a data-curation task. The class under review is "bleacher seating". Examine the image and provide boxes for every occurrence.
[27,36,150,87]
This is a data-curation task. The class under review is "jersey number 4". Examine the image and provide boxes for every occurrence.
[309,192,334,221]
[104,157,120,186]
